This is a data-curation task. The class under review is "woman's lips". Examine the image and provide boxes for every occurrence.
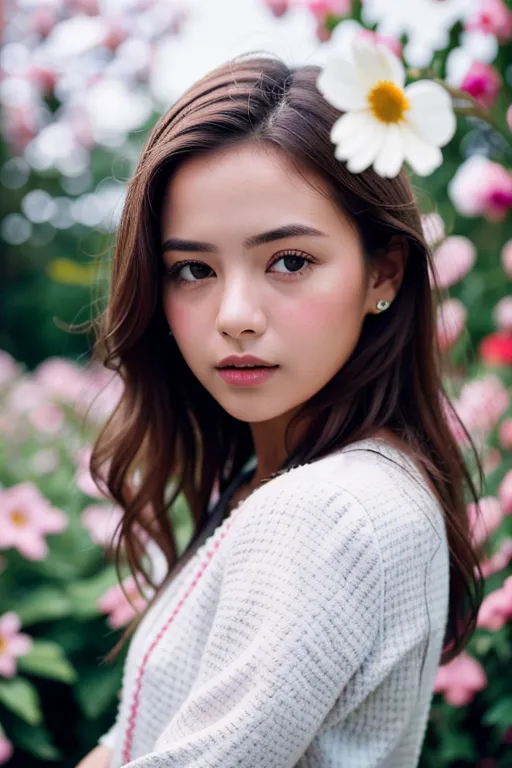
[216,366,279,386]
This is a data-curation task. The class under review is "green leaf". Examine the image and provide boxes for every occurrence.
[67,566,119,619]
[74,661,123,720]
[16,639,77,683]
[438,730,476,762]
[15,585,72,625]
[482,696,512,729]
[0,678,43,725]
[8,719,62,761]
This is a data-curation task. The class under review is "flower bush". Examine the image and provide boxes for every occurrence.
[0,355,192,764]
[0,0,511,765]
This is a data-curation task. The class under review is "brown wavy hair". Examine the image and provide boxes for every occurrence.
[90,52,486,664]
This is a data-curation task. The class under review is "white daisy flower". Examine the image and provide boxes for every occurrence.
[316,38,457,178]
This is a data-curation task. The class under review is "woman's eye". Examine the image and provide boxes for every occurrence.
[166,261,214,283]
[269,252,313,275]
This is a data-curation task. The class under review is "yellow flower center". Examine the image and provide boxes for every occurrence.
[0,636,7,653]
[367,81,410,123]
[9,509,28,527]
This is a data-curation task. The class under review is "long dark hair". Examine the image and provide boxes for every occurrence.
[90,52,485,664]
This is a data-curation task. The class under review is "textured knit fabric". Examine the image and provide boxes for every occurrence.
[98,437,450,768]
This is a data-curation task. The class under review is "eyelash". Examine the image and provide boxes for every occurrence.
[163,250,315,285]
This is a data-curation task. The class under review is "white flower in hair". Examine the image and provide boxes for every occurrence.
[316,38,456,178]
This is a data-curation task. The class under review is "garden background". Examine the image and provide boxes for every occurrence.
[0,0,511,766]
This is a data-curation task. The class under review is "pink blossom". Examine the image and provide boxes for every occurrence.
[0,736,13,764]
[28,402,65,434]
[477,575,512,631]
[436,298,467,350]
[493,296,512,332]
[448,156,512,222]
[307,0,352,17]
[441,395,469,445]
[75,446,110,499]
[34,357,90,407]
[430,236,476,290]
[5,379,46,414]
[451,374,510,444]
[31,449,59,475]
[498,418,512,450]
[97,575,152,629]
[0,483,68,560]
[263,0,289,16]
[358,29,402,58]
[0,612,32,678]
[468,496,504,547]
[478,538,512,578]
[460,61,501,109]
[421,212,445,247]
[482,446,501,476]
[0,350,21,386]
[507,105,512,132]
[502,240,512,278]
[465,0,512,43]
[498,470,512,515]
[434,652,487,706]
[81,503,123,548]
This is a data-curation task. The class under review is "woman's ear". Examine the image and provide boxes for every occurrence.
[365,235,409,314]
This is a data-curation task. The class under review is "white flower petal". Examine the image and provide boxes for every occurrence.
[330,110,370,145]
[333,113,378,160]
[317,57,368,111]
[372,124,405,178]
[352,38,405,92]
[345,123,387,174]
[402,125,443,176]
[405,80,456,147]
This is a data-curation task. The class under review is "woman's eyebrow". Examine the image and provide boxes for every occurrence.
[161,223,328,253]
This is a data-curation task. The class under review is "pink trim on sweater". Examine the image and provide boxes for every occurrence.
[122,521,234,763]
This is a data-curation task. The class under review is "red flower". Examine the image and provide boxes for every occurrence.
[479,331,512,365]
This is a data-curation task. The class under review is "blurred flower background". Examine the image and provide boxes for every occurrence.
[0,0,511,765]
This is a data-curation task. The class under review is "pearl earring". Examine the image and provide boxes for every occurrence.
[376,299,391,312]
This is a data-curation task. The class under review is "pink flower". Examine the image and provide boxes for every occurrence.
[357,29,402,58]
[421,212,445,247]
[307,0,352,17]
[31,448,59,475]
[97,575,152,629]
[0,612,32,678]
[0,351,21,386]
[460,61,501,109]
[75,446,110,499]
[465,0,512,43]
[264,0,289,16]
[502,240,512,278]
[436,298,467,350]
[468,496,504,547]
[0,736,13,765]
[507,105,512,132]
[448,156,512,222]
[498,418,512,450]
[498,470,512,515]
[429,236,476,290]
[5,379,46,414]
[434,652,487,706]
[81,503,123,548]
[28,402,65,434]
[478,538,512,579]
[482,446,501,476]
[0,483,68,560]
[451,374,510,444]
[493,296,512,332]
[34,357,90,407]
[477,575,512,631]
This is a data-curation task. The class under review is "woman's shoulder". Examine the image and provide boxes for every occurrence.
[230,437,446,564]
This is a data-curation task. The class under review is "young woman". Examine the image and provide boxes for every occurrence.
[77,52,484,768]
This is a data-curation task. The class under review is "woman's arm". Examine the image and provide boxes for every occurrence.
[75,744,111,768]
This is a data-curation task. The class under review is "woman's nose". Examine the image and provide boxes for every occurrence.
[215,274,267,339]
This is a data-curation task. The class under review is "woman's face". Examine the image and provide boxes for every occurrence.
[160,141,383,425]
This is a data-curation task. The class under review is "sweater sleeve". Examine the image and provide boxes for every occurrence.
[122,477,383,768]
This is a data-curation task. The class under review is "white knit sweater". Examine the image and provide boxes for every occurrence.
[98,437,449,767]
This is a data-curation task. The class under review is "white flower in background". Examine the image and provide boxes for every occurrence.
[316,39,457,178]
